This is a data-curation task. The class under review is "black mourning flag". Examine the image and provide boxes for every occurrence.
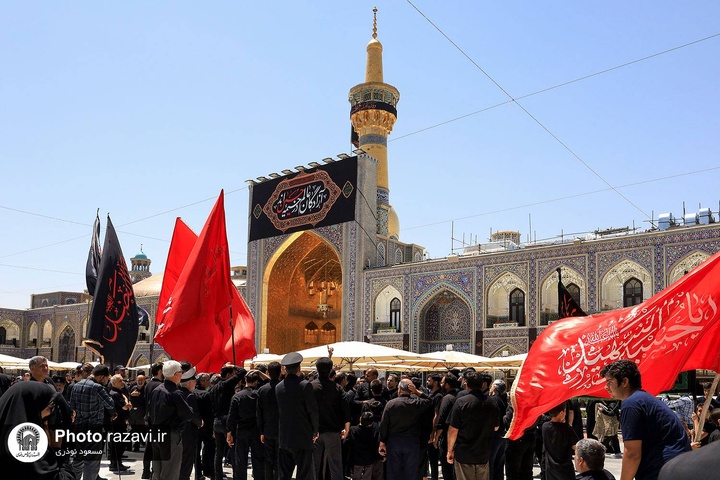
[85,211,101,295]
[83,216,139,366]
[557,267,587,319]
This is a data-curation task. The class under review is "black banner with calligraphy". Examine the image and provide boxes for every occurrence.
[84,216,139,366]
[249,156,358,241]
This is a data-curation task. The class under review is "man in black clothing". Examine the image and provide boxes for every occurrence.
[178,365,203,480]
[446,372,500,480]
[311,357,351,480]
[435,373,459,480]
[228,370,266,480]
[148,360,194,480]
[108,374,132,473]
[0,366,13,398]
[257,362,281,480]
[488,379,508,480]
[210,363,247,480]
[142,362,164,479]
[129,373,147,452]
[378,378,432,480]
[504,403,539,480]
[574,438,616,480]
[194,373,216,480]
[276,352,319,480]
[426,373,444,480]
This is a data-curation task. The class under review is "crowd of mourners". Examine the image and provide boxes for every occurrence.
[0,354,718,480]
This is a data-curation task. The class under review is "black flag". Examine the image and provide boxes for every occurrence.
[557,267,587,319]
[137,305,150,329]
[85,211,101,295]
[83,216,139,366]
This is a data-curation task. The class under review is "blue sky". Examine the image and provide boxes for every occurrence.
[2,2,719,309]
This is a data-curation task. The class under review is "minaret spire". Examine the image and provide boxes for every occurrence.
[372,6,378,39]
[349,7,401,240]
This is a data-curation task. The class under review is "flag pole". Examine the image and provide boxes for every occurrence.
[694,372,720,444]
[229,302,236,366]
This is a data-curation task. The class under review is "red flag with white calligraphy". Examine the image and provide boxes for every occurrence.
[156,217,197,325]
[507,250,720,440]
[154,191,236,372]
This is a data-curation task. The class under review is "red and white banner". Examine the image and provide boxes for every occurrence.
[508,250,720,439]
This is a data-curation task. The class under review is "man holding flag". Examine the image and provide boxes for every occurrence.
[600,360,690,480]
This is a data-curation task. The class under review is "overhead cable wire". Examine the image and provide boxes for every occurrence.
[391,31,720,142]
[405,1,719,221]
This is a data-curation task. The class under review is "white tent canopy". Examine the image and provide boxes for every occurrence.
[293,341,441,370]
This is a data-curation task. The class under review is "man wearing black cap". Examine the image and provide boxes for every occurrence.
[276,352,319,480]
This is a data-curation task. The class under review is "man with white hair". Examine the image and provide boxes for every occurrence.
[148,359,195,480]
[109,374,133,473]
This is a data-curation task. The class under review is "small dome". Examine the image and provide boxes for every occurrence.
[133,252,148,260]
[388,206,400,240]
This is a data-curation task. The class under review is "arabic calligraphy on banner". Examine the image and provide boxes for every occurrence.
[556,291,718,391]
[249,156,358,241]
[102,259,137,343]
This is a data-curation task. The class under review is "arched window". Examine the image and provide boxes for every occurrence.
[509,288,525,326]
[390,298,401,332]
[377,243,386,266]
[623,278,643,307]
[566,283,581,305]
[0,327,6,345]
[395,248,403,264]
[320,322,336,344]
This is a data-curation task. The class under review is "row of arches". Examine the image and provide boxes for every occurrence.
[371,254,708,353]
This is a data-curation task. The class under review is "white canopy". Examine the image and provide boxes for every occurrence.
[293,341,440,370]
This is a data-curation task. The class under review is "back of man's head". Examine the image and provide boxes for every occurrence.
[92,365,110,378]
[316,357,333,378]
[444,373,459,390]
[575,438,606,471]
[246,371,261,385]
[464,371,482,390]
[370,379,383,395]
[267,361,281,380]
[360,411,374,427]
[398,378,413,394]
[220,365,236,378]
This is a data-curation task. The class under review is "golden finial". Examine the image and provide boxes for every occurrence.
[372,7,378,39]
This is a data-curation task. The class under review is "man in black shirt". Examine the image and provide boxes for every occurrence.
[194,373,216,480]
[228,370,266,480]
[379,378,432,480]
[311,357,351,480]
[447,372,500,480]
[148,360,194,480]
[276,352,319,480]
[426,373,444,480]
[142,361,164,479]
[257,361,282,480]
[435,373,460,480]
[210,363,246,480]
[178,365,203,480]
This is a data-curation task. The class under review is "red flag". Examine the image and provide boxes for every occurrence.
[156,218,197,325]
[154,191,235,372]
[221,287,257,364]
[508,251,720,440]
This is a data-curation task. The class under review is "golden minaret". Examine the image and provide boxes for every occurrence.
[349,7,401,240]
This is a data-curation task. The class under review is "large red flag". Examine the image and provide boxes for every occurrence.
[508,250,720,440]
[154,193,256,371]
[156,218,197,325]
[154,191,235,372]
